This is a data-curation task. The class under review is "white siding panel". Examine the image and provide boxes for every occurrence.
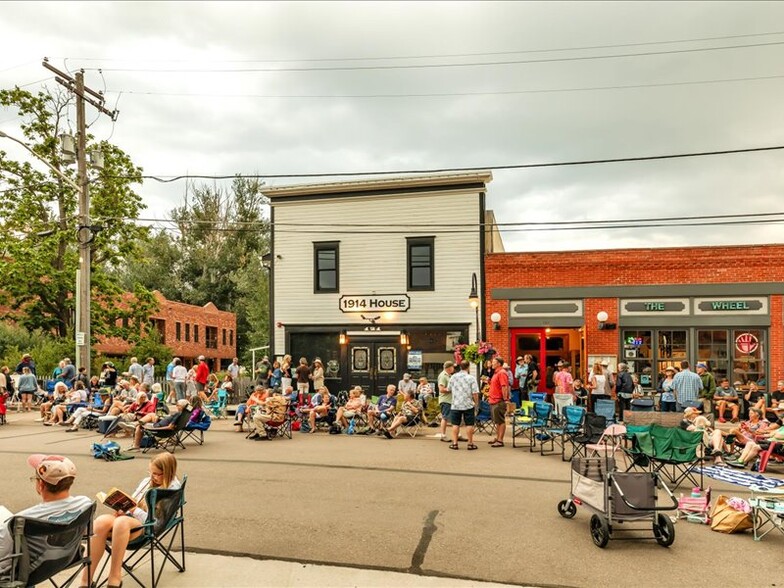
[272,190,483,350]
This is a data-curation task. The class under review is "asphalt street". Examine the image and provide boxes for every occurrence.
[1,410,782,588]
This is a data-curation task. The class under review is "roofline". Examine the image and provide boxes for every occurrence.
[263,171,493,198]
[486,241,784,257]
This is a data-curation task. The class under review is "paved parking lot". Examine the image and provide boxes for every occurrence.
[1,410,783,588]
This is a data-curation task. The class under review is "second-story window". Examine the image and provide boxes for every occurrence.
[407,236,435,291]
[185,323,191,342]
[194,324,199,343]
[314,241,339,293]
[175,322,181,341]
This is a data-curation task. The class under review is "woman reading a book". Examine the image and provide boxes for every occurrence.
[82,453,180,588]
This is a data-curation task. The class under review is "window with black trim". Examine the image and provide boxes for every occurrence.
[314,242,339,293]
[407,237,435,291]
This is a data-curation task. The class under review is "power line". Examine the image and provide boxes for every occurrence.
[129,217,784,235]
[82,40,784,74]
[115,210,784,229]
[61,29,784,64]
[113,143,784,182]
[104,72,784,100]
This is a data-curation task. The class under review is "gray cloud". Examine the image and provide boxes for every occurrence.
[2,1,784,252]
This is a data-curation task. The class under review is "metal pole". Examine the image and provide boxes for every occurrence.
[75,71,91,377]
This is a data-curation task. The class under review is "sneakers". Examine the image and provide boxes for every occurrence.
[430,433,445,439]
[34,417,45,422]
[383,429,393,439]
[718,417,727,423]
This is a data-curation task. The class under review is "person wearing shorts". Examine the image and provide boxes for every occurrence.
[436,361,455,440]
[447,360,479,450]
[487,356,510,447]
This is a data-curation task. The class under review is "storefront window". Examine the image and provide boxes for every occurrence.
[732,329,766,387]
[622,330,653,387]
[656,330,687,378]
[289,333,341,380]
[697,330,729,383]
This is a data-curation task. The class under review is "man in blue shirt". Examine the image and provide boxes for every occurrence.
[672,360,703,411]
[368,385,397,434]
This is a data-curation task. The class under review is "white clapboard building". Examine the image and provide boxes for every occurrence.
[264,172,502,396]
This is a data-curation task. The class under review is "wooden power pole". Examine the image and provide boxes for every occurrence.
[42,58,118,377]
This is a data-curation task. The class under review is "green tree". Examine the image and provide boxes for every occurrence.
[0,86,157,340]
[118,177,271,358]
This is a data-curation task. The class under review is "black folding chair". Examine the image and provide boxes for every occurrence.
[141,410,192,454]
[569,413,607,460]
[96,478,187,588]
[0,501,96,588]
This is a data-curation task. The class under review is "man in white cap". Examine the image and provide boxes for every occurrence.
[0,455,92,573]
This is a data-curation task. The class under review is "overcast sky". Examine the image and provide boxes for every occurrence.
[2,1,784,252]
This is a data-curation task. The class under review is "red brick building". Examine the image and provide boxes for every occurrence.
[485,244,784,392]
[96,291,237,370]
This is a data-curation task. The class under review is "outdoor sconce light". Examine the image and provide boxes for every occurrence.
[490,312,501,330]
[399,330,409,346]
[339,330,348,345]
[597,311,616,331]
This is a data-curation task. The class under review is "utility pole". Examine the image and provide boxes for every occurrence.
[42,58,118,377]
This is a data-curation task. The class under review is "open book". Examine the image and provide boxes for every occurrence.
[96,488,137,513]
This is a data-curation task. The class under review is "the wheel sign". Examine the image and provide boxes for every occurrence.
[735,332,759,355]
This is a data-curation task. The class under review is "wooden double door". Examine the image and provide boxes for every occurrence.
[348,338,401,398]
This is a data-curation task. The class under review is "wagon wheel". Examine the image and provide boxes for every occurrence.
[590,514,610,548]
[653,513,675,547]
[557,500,577,519]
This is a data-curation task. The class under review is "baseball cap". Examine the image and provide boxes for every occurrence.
[443,361,454,369]
[696,362,708,369]
[600,360,609,366]
[403,373,410,379]
[27,454,77,484]
[665,366,675,373]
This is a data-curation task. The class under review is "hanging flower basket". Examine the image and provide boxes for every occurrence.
[453,341,496,364]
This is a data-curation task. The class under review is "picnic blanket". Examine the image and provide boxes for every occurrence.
[697,466,784,491]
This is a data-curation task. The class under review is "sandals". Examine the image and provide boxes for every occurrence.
[449,443,459,450]
[490,440,504,448]
[467,443,478,450]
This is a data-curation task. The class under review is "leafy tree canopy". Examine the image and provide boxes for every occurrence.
[0,86,157,340]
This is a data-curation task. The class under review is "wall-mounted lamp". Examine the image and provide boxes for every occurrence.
[596,311,616,331]
[490,312,501,330]
[339,329,348,345]
[399,330,409,346]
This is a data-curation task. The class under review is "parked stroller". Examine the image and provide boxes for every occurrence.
[558,457,678,548]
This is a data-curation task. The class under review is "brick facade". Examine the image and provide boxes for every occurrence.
[96,291,237,370]
[486,243,784,387]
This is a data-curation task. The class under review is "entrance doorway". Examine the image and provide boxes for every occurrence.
[348,339,401,397]
[511,327,583,392]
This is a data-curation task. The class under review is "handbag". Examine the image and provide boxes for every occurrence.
[709,495,753,533]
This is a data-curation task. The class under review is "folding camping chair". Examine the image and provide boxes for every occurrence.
[474,400,496,437]
[512,401,552,451]
[541,405,586,459]
[179,411,211,445]
[95,478,187,588]
[0,501,96,588]
[511,400,535,447]
[644,424,705,490]
[569,413,607,460]
[205,389,229,419]
[399,413,424,438]
[594,398,616,426]
[141,409,192,454]
[553,394,574,425]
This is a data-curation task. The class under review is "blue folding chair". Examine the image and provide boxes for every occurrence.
[512,401,552,451]
[206,389,229,419]
[475,400,496,437]
[594,398,616,425]
[529,392,547,404]
[541,405,586,459]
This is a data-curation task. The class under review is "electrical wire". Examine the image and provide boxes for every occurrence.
[108,143,784,183]
[129,216,784,235]
[64,29,784,65]
[81,40,784,74]
[104,72,784,100]
[111,210,784,229]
